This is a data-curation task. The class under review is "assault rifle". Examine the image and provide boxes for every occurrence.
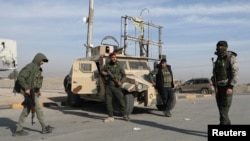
[22,88,36,125]
[107,70,120,86]
[211,58,217,94]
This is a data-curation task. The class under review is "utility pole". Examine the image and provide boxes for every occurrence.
[85,0,94,57]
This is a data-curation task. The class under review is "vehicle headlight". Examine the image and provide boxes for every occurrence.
[137,83,143,90]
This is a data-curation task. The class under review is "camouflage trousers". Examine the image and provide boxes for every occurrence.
[215,86,233,125]
[105,85,126,117]
[16,93,46,131]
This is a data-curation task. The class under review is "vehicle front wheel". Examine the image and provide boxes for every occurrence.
[156,93,176,111]
[176,88,182,93]
[64,75,82,107]
[113,93,134,116]
[125,94,134,115]
[201,88,209,94]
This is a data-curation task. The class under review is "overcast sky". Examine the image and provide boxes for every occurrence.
[0,0,249,84]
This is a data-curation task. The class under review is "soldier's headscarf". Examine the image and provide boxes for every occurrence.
[215,40,228,56]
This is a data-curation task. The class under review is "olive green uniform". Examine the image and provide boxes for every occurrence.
[14,53,49,131]
[212,41,239,125]
[101,61,127,117]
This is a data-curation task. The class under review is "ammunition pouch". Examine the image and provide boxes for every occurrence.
[33,88,40,93]
[216,79,228,86]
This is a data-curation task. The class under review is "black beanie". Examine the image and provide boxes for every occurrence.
[216,40,228,48]
[160,58,167,64]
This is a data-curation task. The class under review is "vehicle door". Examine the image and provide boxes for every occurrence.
[191,79,200,93]
[181,79,194,93]
[71,60,98,94]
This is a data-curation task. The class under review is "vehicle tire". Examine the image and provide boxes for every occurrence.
[156,104,166,111]
[8,69,18,79]
[156,93,176,111]
[113,93,134,116]
[201,88,209,94]
[125,94,134,115]
[63,75,82,107]
[177,88,182,93]
[169,93,177,111]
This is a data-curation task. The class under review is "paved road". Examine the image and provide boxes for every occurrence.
[0,93,249,141]
[0,87,213,109]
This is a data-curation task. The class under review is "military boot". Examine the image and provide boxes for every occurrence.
[12,130,29,136]
[163,110,172,117]
[42,125,54,134]
[123,115,130,121]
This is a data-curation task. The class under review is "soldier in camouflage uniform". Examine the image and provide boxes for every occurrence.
[149,58,176,117]
[12,53,54,136]
[212,40,239,125]
[101,52,130,122]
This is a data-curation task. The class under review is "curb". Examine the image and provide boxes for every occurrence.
[176,94,213,100]
[0,102,46,110]
[0,103,23,110]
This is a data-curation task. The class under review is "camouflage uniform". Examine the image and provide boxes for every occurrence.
[13,53,53,136]
[149,59,176,117]
[101,60,127,118]
[212,41,239,125]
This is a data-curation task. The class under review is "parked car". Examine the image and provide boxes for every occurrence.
[176,78,214,94]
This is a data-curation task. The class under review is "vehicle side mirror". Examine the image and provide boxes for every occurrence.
[92,71,99,80]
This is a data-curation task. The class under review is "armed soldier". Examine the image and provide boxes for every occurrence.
[211,40,239,125]
[13,53,54,136]
[149,58,176,117]
[101,52,130,122]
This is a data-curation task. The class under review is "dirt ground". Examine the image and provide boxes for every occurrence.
[0,77,64,90]
[1,77,250,94]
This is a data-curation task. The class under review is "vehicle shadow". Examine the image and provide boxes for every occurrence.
[45,101,107,120]
[131,119,207,138]
[44,100,161,120]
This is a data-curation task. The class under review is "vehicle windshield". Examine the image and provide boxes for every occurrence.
[185,80,193,85]
[118,61,128,69]
[128,61,149,70]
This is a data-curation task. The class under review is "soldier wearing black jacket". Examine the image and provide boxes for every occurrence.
[149,58,176,117]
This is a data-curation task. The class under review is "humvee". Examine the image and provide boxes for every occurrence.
[0,38,18,79]
[63,0,172,114]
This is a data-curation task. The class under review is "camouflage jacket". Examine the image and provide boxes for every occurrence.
[101,61,126,86]
[13,53,48,94]
[213,51,239,87]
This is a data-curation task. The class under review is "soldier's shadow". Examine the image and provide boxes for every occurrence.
[131,119,207,137]
[0,118,16,133]
[0,117,42,134]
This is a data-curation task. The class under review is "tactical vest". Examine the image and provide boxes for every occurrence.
[214,55,230,81]
[162,67,172,87]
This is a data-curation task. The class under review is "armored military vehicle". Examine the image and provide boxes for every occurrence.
[64,0,170,114]
[0,38,18,79]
